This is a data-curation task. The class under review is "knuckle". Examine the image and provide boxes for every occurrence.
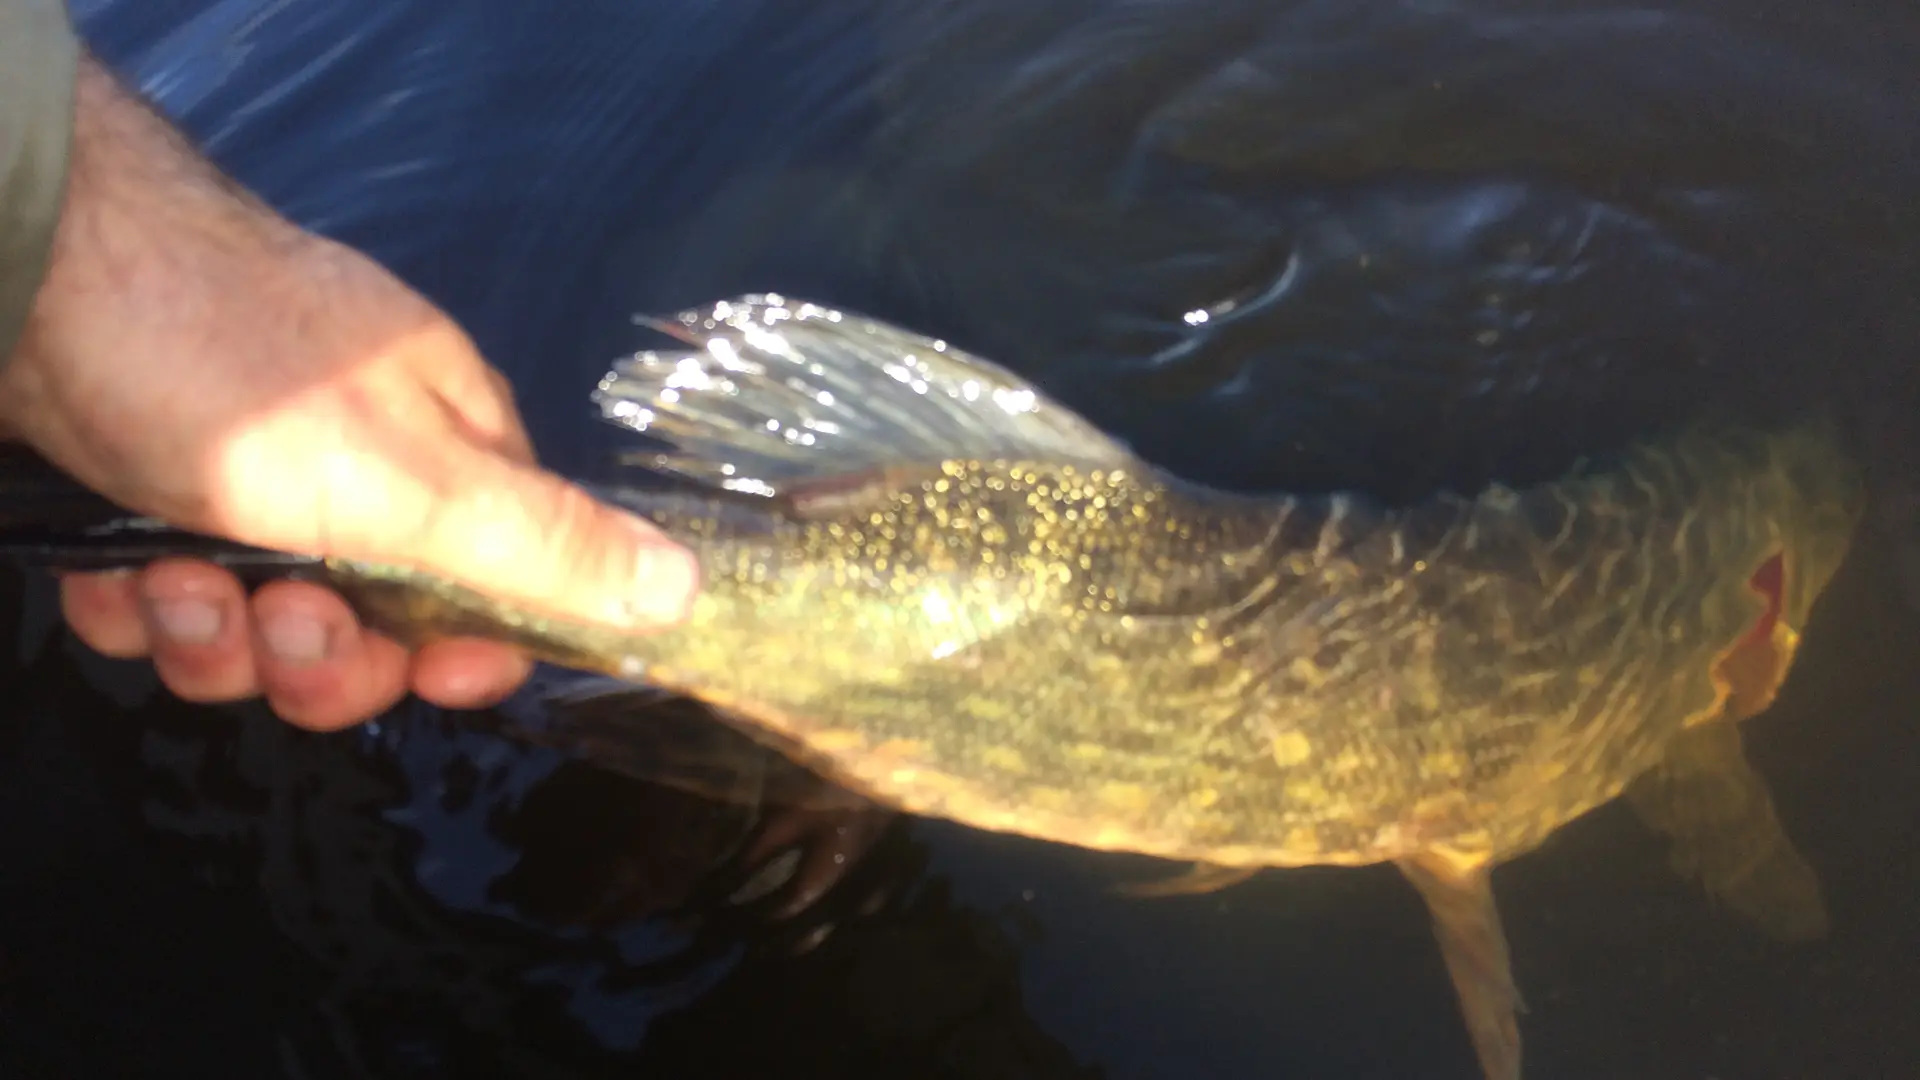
[458,473,605,586]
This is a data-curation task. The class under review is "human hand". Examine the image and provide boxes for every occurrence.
[0,57,696,730]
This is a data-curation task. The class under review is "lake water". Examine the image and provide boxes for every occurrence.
[4,1,1917,1077]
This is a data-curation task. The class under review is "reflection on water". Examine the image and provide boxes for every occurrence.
[0,574,1091,1079]
[6,0,1919,1077]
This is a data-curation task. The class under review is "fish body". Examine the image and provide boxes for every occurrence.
[325,297,1858,869]
[0,296,1866,1080]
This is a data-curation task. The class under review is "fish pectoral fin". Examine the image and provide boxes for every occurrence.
[1116,862,1262,898]
[1623,721,1829,943]
[509,685,867,814]
[1396,851,1523,1080]
[590,295,1138,498]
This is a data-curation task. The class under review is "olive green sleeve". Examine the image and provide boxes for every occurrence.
[0,0,79,366]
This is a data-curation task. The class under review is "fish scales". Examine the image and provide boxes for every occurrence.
[339,374,1853,877]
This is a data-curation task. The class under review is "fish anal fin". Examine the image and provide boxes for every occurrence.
[1117,862,1262,898]
[1397,850,1522,1080]
[1624,722,1830,943]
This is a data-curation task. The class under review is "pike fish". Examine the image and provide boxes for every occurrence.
[0,295,1866,1080]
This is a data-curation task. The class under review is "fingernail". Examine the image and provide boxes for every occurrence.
[260,612,330,665]
[148,598,223,646]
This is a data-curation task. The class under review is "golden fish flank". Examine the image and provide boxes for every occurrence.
[1270,731,1314,768]
[978,745,1032,775]
[325,295,1863,1080]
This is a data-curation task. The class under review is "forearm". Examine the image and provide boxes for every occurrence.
[0,0,79,365]
[6,41,317,430]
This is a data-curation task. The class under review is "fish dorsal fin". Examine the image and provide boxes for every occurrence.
[591,294,1137,496]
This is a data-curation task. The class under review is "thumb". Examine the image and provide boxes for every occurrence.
[368,443,701,633]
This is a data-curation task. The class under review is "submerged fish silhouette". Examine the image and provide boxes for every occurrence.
[0,295,1865,1080]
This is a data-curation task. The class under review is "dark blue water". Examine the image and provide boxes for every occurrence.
[4,1,1918,1077]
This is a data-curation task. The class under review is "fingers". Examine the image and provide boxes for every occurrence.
[58,562,538,730]
[246,580,410,730]
[60,569,151,657]
[410,638,533,710]
[138,558,261,704]
[397,447,700,632]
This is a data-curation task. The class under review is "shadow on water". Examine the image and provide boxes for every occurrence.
[5,0,1919,1077]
